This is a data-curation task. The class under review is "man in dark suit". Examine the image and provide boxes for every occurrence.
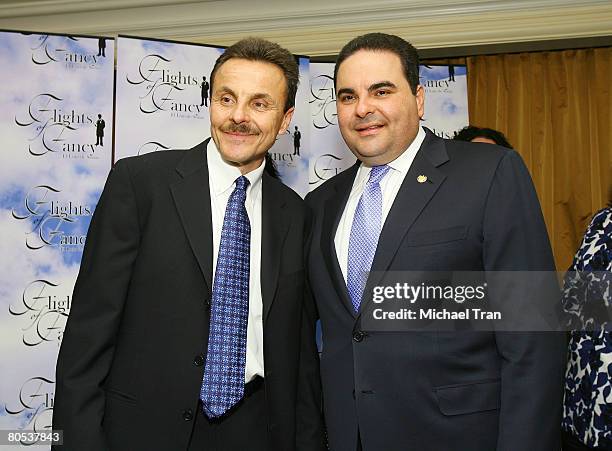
[97,38,106,57]
[305,33,565,451]
[201,75,209,107]
[95,113,105,146]
[53,37,324,451]
[293,125,301,156]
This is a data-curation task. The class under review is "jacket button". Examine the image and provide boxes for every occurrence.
[193,354,204,366]
[182,409,193,421]
[204,297,211,307]
[353,331,365,342]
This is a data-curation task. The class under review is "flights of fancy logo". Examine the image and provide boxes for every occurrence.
[4,377,55,445]
[11,185,92,250]
[9,279,71,347]
[29,34,106,69]
[127,53,207,118]
[15,93,105,158]
[310,74,337,130]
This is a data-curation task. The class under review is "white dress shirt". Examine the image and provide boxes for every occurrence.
[335,126,426,282]
[207,140,265,382]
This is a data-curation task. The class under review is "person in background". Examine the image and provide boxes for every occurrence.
[562,185,612,451]
[454,125,513,148]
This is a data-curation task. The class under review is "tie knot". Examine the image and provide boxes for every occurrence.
[367,165,390,185]
[234,176,250,191]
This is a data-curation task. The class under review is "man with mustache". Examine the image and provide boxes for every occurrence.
[305,33,565,450]
[53,38,324,451]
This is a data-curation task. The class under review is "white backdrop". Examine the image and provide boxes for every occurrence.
[0,31,114,449]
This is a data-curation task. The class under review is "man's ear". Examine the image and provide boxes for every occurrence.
[415,85,425,119]
[278,107,295,135]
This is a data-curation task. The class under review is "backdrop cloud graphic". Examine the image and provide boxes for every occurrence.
[0,31,114,441]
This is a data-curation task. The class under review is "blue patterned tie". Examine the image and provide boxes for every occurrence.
[200,176,250,418]
[347,165,390,312]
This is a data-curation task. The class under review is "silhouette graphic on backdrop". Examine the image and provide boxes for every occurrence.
[200,76,209,107]
[97,38,106,57]
[293,125,301,156]
[95,114,105,146]
[448,64,455,81]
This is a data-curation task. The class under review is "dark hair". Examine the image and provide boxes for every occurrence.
[608,183,612,208]
[210,37,299,112]
[334,33,420,95]
[453,125,513,149]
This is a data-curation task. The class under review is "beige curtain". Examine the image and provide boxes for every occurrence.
[426,48,612,270]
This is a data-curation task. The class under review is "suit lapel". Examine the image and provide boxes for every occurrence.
[170,139,214,294]
[321,164,360,317]
[261,173,289,323]
[358,131,449,316]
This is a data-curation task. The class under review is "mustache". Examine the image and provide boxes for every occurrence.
[221,123,260,135]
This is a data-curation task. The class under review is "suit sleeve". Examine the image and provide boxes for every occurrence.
[482,150,566,451]
[52,159,140,450]
[296,197,326,451]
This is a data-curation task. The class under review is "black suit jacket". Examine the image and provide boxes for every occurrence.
[305,129,566,451]
[53,139,324,450]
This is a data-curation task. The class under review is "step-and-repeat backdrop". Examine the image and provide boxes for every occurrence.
[0,30,114,449]
[0,30,467,449]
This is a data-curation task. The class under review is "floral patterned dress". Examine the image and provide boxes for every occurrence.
[562,207,612,449]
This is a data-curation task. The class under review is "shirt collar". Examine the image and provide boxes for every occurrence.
[207,138,265,196]
[386,125,426,174]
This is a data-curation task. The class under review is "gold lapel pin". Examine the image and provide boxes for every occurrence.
[417,175,428,183]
